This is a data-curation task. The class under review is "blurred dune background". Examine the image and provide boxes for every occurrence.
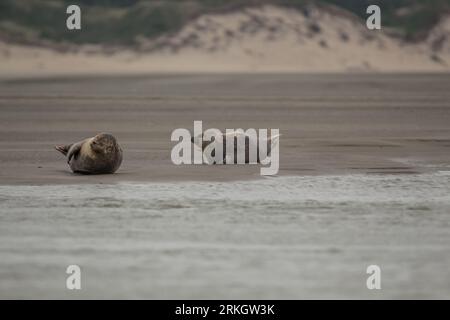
[1,0,450,77]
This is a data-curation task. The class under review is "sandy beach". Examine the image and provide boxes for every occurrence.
[1,73,450,184]
[1,74,450,299]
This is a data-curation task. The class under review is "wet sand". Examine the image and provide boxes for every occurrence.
[0,73,450,184]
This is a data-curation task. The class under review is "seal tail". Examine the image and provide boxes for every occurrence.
[55,144,71,156]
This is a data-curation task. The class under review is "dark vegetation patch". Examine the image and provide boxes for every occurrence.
[0,0,449,46]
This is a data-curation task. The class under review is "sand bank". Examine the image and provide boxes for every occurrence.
[0,73,449,185]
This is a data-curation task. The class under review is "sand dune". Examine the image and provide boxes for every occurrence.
[1,5,449,78]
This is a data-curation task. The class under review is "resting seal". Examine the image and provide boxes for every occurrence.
[191,131,280,164]
[55,133,123,174]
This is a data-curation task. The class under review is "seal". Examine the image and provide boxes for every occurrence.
[55,133,123,174]
[191,131,280,164]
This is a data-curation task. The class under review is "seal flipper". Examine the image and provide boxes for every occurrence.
[55,144,72,156]
[67,142,82,164]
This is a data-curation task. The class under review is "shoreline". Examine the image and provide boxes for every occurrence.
[0,169,447,187]
[2,70,450,83]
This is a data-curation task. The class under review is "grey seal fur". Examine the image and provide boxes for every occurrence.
[191,131,280,164]
[55,133,123,174]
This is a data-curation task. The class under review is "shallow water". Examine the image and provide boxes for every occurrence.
[1,172,450,299]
